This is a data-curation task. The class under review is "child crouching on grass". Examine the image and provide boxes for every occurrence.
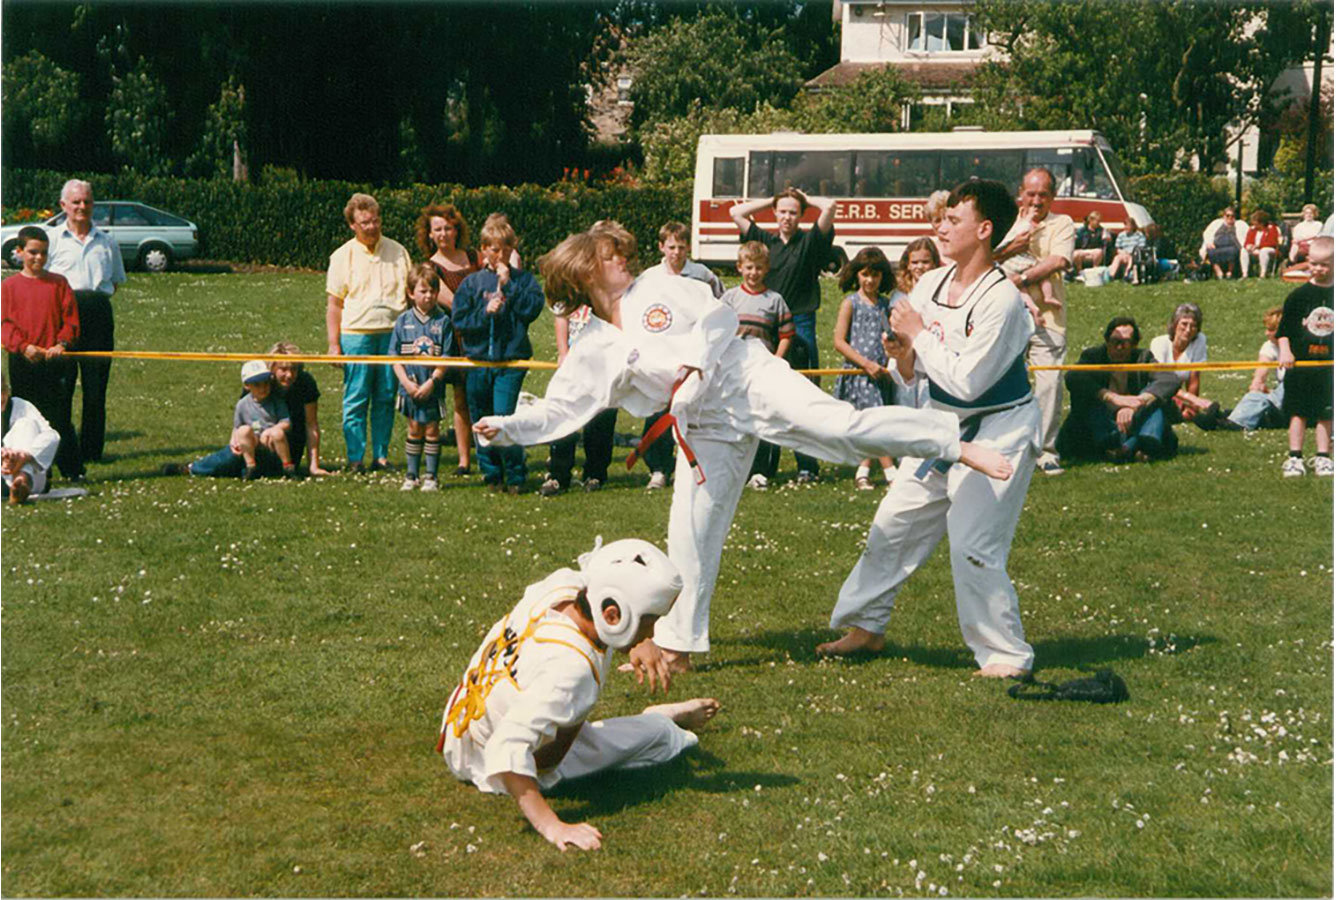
[437,537,720,851]
[393,263,452,492]
[166,360,294,480]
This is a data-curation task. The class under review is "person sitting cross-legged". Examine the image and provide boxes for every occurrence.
[1056,316,1181,463]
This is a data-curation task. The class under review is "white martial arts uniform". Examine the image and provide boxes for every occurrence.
[479,268,964,654]
[439,568,697,794]
[831,263,1040,671]
[2,396,59,496]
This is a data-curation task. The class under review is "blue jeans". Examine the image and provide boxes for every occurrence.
[340,332,395,465]
[467,367,527,485]
[788,311,820,476]
[190,442,282,477]
[1087,405,1175,459]
[1228,385,1286,430]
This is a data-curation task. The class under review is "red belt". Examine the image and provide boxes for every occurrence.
[625,374,705,485]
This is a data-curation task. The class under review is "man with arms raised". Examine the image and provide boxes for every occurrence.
[820,180,1039,680]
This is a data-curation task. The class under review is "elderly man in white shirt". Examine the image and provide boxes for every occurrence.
[995,167,1074,476]
[44,179,126,464]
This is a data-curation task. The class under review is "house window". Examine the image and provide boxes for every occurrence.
[905,12,981,52]
[616,76,633,104]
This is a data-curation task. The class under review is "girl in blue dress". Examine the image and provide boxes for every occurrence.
[833,248,897,490]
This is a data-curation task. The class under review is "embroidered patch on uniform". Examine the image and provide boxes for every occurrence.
[642,303,673,333]
[929,320,947,343]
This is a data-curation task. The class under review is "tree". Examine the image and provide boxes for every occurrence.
[625,11,806,132]
[105,55,174,175]
[793,66,919,134]
[1,51,84,165]
[186,76,248,179]
[970,0,1325,174]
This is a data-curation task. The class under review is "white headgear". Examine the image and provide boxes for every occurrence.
[578,537,682,650]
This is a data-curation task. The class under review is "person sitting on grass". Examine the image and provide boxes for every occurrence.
[165,360,294,480]
[436,537,720,852]
[1277,235,1334,478]
[1,375,60,505]
[393,263,452,492]
[1106,218,1147,284]
[1149,302,1236,430]
[267,342,332,477]
[1071,211,1111,277]
[1226,307,1288,431]
[1055,316,1181,463]
[452,215,545,495]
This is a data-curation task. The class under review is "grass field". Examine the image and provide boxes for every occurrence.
[1,267,1331,897]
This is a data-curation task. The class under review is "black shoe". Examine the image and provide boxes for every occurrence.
[371,459,391,473]
[453,466,470,477]
[161,462,189,476]
[348,461,366,475]
[243,466,260,481]
[282,466,299,479]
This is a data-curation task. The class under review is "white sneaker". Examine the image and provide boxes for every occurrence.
[747,473,769,491]
[855,475,874,490]
[1282,456,1306,478]
[400,477,420,491]
[420,476,439,492]
[647,471,668,491]
[1036,453,1065,475]
[1315,456,1333,477]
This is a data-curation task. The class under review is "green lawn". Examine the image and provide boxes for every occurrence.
[1,268,1330,897]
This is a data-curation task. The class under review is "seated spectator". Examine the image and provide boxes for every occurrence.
[1056,316,1180,462]
[1107,218,1147,284]
[1200,206,1247,279]
[1289,203,1323,265]
[1227,306,1288,431]
[1071,211,1111,276]
[1,225,83,480]
[1242,210,1281,278]
[164,360,295,480]
[1,375,60,504]
[1149,302,1234,430]
[268,342,330,476]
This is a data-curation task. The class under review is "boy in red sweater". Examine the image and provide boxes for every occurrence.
[2,225,83,480]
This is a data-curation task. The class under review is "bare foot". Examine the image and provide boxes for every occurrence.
[643,697,721,730]
[973,664,1030,679]
[815,627,886,657]
[958,442,1013,481]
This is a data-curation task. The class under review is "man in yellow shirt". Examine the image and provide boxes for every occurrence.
[326,193,411,471]
[997,168,1074,475]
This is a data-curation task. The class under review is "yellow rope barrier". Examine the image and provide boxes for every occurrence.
[58,349,1333,375]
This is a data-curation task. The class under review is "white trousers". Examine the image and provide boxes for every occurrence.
[545,712,698,788]
[655,345,963,654]
[830,446,1037,672]
[2,462,47,495]
[1242,247,1275,278]
[1027,327,1065,456]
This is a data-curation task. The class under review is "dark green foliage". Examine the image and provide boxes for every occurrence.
[2,168,690,269]
[1128,173,1232,260]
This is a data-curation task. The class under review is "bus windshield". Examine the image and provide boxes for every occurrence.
[1099,148,1135,203]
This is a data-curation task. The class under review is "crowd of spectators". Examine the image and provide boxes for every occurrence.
[2,180,1332,502]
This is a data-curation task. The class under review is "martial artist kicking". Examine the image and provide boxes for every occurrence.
[472,221,1013,685]
[437,537,719,851]
[818,179,1039,678]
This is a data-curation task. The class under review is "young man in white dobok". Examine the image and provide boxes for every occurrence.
[819,179,1039,679]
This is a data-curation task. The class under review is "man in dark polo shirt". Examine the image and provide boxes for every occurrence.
[731,187,836,482]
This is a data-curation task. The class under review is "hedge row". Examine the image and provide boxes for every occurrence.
[5,167,1328,271]
[0,169,692,270]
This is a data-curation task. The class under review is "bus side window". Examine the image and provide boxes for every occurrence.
[713,158,744,198]
[748,151,773,198]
